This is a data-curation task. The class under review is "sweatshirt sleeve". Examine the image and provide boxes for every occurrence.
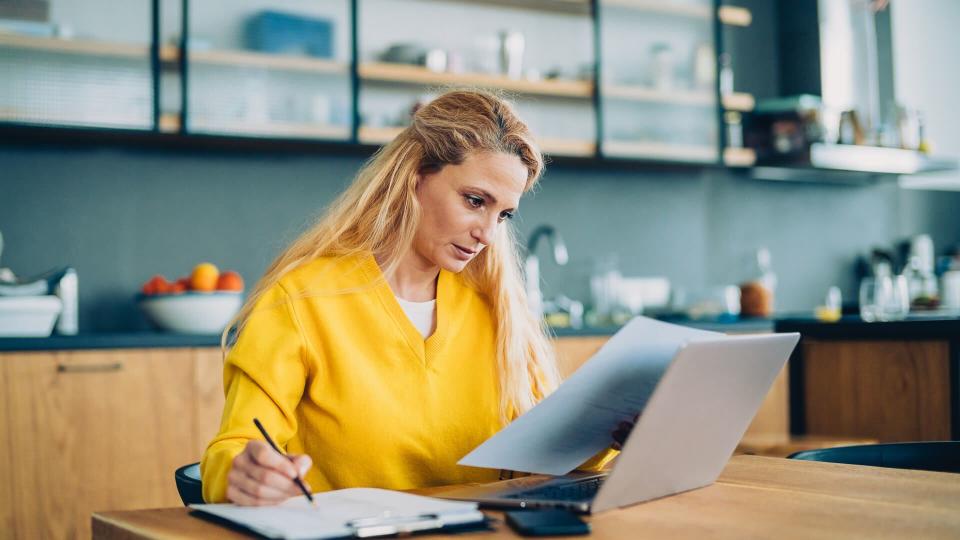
[200,282,310,503]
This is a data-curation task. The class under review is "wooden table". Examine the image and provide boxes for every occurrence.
[93,456,960,539]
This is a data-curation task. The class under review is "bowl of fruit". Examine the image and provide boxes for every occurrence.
[138,263,245,334]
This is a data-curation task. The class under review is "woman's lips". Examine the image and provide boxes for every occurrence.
[452,244,475,260]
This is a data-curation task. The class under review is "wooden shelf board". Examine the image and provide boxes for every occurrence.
[722,92,755,112]
[188,119,350,139]
[604,140,717,161]
[719,5,752,27]
[359,126,594,157]
[0,108,149,129]
[605,84,714,106]
[723,147,756,167]
[359,62,593,98]
[539,138,596,157]
[0,33,147,58]
[160,46,347,74]
[358,126,405,145]
[602,0,711,19]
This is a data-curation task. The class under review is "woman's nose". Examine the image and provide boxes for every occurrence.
[471,216,497,246]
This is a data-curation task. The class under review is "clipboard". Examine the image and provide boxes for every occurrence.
[189,487,490,540]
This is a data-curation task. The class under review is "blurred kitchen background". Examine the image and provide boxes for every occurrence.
[2,0,960,333]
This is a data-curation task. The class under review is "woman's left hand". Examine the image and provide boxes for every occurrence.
[610,414,639,451]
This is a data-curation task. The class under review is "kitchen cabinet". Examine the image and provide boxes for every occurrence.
[800,339,952,442]
[0,347,224,540]
[0,0,154,130]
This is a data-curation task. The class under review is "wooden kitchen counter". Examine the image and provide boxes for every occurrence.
[92,455,960,540]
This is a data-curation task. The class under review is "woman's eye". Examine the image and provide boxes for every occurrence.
[465,195,484,208]
[498,211,515,222]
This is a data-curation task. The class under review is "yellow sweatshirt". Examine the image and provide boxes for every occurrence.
[201,252,613,503]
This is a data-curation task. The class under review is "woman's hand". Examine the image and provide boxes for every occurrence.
[227,440,313,506]
[610,414,639,451]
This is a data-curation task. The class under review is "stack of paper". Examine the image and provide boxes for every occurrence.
[191,488,485,540]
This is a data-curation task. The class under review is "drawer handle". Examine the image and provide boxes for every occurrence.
[57,362,123,373]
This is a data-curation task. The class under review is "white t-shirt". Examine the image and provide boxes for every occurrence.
[396,295,437,338]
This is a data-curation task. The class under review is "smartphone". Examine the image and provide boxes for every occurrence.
[505,509,591,536]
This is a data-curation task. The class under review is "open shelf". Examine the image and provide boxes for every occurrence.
[723,147,756,167]
[160,46,347,74]
[359,62,593,99]
[359,126,595,157]
[605,84,714,106]
[722,92,755,112]
[604,140,717,162]
[0,33,148,58]
[163,113,349,139]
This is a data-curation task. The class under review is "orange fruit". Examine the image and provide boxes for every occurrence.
[176,277,192,291]
[142,275,170,295]
[190,263,220,292]
[169,281,187,294]
[216,270,244,291]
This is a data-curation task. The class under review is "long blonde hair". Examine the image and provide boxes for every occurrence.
[222,89,561,421]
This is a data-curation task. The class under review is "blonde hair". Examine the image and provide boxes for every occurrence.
[222,89,561,421]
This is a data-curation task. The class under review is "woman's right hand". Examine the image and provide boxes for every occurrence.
[227,440,313,506]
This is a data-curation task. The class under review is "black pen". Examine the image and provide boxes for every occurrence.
[253,417,315,504]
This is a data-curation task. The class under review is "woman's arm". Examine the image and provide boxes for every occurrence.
[201,282,311,503]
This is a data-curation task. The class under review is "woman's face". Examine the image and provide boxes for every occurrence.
[413,151,528,273]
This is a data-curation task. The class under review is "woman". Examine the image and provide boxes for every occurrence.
[202,89,627,505]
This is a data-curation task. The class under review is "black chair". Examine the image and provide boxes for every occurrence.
[175,462,204,505]
[788,441,960,473]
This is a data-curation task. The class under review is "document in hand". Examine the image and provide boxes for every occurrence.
[458,316,725,475]
[190,488,486,540]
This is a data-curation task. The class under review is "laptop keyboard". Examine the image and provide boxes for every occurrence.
[504,477,604,502]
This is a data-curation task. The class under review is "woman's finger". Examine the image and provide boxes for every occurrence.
[242,461,307,497]
[229,464,295,501]
[247,440,299,479]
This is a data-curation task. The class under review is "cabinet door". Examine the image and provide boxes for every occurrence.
[0,0,154,130]
[599,0,719,162]
[177,0,353,140]
[0,348,199,540]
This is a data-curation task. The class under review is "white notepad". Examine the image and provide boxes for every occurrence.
[190,487,485,540]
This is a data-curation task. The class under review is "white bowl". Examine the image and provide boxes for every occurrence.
[138,292,243,334]
[0,295,63,337]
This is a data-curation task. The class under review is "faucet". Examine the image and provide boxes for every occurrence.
[524,225,568,321]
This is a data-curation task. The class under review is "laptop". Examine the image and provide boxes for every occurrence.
[438,332,800,514]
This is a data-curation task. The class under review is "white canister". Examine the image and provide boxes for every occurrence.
[941,270,960,311]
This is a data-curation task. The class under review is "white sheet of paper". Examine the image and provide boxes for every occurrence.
[190,487,482,540]
[458,316,722,475]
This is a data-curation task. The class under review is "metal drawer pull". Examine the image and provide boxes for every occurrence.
[57,362,123,373]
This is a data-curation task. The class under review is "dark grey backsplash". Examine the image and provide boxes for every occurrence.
[2,145,959,331]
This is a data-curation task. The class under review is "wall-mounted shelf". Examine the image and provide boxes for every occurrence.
[0,33,148,58]
[605,84,714,106]
[721,92,755,112]
[160,46,347,74]
[359,125,594,156]
[604,140,717,162]
[359,62,593,99]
